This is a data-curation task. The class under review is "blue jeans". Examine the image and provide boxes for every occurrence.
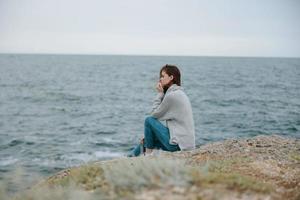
[128,116,180,157]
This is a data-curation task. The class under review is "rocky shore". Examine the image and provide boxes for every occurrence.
[12,135,300,200]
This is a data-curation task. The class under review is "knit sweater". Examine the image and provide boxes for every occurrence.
[150,84,196,150]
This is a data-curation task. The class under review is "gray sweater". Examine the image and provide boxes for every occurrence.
[150,84,196,150]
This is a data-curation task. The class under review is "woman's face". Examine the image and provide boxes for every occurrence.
[160,70,173,87]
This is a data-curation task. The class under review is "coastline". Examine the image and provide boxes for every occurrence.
[11,135,300,200]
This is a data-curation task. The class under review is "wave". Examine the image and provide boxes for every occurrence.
[0,157,19,166]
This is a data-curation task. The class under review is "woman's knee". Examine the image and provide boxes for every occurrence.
[144,116,157,126]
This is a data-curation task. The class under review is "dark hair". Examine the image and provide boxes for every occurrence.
[160,64,181,93]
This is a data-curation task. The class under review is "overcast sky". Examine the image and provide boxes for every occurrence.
[0,0,299,57]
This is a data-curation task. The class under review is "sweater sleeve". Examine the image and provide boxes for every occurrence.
[150,93,174,120]
[151,92,164,112]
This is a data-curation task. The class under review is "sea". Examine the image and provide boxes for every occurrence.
[0,54,299,192]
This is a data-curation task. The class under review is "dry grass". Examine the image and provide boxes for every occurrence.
[1,135,298,200]
[289,151,300,162]
[1,156,275,200]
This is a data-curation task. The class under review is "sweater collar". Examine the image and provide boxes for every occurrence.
[166,84,182,94]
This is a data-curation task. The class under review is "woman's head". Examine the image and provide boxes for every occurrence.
[159,64,181,93]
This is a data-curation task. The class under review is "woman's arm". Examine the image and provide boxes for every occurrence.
[150,81,174,120]
[150,93,174,120]
[151,92,164,112]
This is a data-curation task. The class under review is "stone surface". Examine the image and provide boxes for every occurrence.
[22,135,300,200]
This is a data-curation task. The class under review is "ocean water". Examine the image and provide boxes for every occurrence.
[0,54,299,191]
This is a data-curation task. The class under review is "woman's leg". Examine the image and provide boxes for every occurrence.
[152,138,180,152]
[128,116,180,157]
[127,143,144,157]
[144,116,180,152]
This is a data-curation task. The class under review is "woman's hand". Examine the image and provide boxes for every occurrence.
[156,82,164,93]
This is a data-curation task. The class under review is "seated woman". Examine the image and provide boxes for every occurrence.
[128,64,195,156]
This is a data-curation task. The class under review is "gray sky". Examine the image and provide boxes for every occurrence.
[0,0,299,57]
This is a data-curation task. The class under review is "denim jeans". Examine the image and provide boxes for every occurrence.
[128,116,180,157]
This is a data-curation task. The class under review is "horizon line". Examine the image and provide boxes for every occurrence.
[0,52,299,59]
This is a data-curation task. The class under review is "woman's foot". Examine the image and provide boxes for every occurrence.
[145,148,153,155]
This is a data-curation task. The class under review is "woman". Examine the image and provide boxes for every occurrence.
[128,64,195,157]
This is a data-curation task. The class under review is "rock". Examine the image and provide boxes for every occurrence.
[14,135,300,200]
